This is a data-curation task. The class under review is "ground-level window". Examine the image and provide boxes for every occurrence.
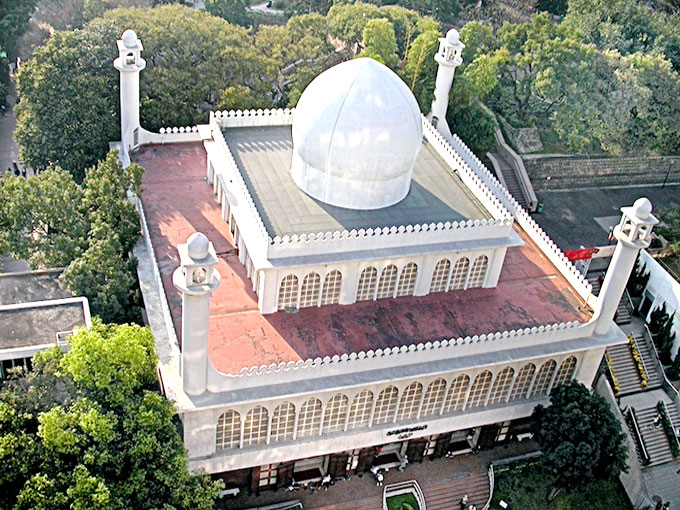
[259,463,279,487]
[0,357,32,380]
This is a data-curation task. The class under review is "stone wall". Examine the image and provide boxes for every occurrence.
[523,155,680,190]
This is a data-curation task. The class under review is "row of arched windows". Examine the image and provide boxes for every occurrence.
[277,255,490,311]
[215,356,577,450]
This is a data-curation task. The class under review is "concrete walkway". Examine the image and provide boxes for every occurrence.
[0,76,20,177]
[217,441,539,510]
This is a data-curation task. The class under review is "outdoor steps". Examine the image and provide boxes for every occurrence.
[607,343,644,396]
[633,333,662,390]
[490,152,528,209]
[309,472,490,510]
[586,272,631,324]
[635,405,680,467]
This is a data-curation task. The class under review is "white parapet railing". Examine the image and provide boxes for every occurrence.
[383,480,426,510]
[482,465,494,510]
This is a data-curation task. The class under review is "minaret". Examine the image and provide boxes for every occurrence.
[113,29,146,160]
[594,198,658,335]
[173,232,221,396]
[430,28,465,132]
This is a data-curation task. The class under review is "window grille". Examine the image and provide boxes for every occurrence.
[553,356,577,387]
[466,371,493,408]
[270,402,295,443]
[487,367,514,405]
[376,265,398,299]
[348,390,374,430]
[242,406,268,447]
[297,398,323,438]
[216,410,241,450]
[430,259,451,293]
[322,394,349,434]
[420,379,447,417]
[509,363,535,401]
[321,270,343,305]
[373,386,399,425]
[443,374,470,412]
[531,360,557,397]
[396,263,418,297]
[396,382,423,421]
[300,272,321,308]
[278,274,299,310]
[449,258,470,290]
[259,463,279,487]
[357,267,378,301]
[467,255,489,288]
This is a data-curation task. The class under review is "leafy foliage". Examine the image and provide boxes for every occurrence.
[531,381,628,491]
[0,321,222,510]
[359,18,399,67]
[658,206,680,256]
[626,255,650,297]
[204,0,252,27]
[648,302,677,364]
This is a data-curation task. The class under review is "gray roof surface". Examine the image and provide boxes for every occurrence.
[0,302,86,349]
[223,126,490,237]
[0,270,71,305]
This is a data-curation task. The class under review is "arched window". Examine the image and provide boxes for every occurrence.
[531,360,557,398]
[443,374,470,413]
[396,263,418,297]
[376,265,399,299]
[278,274,299,310]
[373,386,399,425]
[299,272,321,308]
[357,267,378,301]
[242,406,268,447]
[270,402,295,442]
[466,371,493,408]
[396,382,423,421]
[430,259,451,293]
[487,367,514,405]
[216,410,241,450]
[467,255,489,288]
[509,363,536,401]
[297,398,323,438]
[321,270,343,305]
[553,357,577,387]
[322,394,349,434]
[348,390,374,430]
[421,378,447,417]
[449,258,470,290]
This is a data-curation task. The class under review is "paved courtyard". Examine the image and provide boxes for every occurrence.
[217,441,539,510]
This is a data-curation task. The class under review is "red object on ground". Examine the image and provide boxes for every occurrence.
[564,248,600,261]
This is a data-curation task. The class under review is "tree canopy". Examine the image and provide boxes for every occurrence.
[0,320,222,510]
[0,151,143,323]
[531,381,628,492]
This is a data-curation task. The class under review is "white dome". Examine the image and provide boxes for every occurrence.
[291,58,423,210]
[446,29,460,44]
[122,29,138,48]
[187,232,209,259]
[632,197,653,219]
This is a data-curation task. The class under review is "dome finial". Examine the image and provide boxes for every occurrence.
[122,29,138,49]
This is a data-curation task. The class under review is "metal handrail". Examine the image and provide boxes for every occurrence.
[644,324,679,397]
[626,407,651,465]
[625,289,635,314]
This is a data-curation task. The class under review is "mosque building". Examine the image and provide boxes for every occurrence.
[114,28,658,491]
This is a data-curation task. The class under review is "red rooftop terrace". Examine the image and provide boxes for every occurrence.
[136,143,592,375]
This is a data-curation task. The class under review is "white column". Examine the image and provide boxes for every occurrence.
[594,198,658,335]
[429,29,464,135]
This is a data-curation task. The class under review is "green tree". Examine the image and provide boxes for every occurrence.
[626,255,650,297]
[531,381,628,496]
[402,28,439,110]
[0,321,222,510]
[648,303,677,364]
[0,0,37,59]
[658,206,680,256]
[16,5,272,179]
[359,18,399,68]
[204,0,252,27]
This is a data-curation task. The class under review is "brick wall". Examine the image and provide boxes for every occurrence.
[523,155,680,190]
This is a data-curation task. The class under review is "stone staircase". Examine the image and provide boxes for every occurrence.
[633,333,662,390]
[607,343,644,396]
[631,404,680,467]
[490,151,528,209]
[587,272,631,325]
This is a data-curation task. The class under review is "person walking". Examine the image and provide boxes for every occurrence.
[459,494,469,510]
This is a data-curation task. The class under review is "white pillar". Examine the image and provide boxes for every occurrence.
[173,232,221,395]
[594,198,658,335]
[429,29,464,134]
[113,29,146,161]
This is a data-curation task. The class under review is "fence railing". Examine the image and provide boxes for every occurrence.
[643,324,679,398]
[625,407,651,465]
[383,480,426,510]
[481,465,494,510]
